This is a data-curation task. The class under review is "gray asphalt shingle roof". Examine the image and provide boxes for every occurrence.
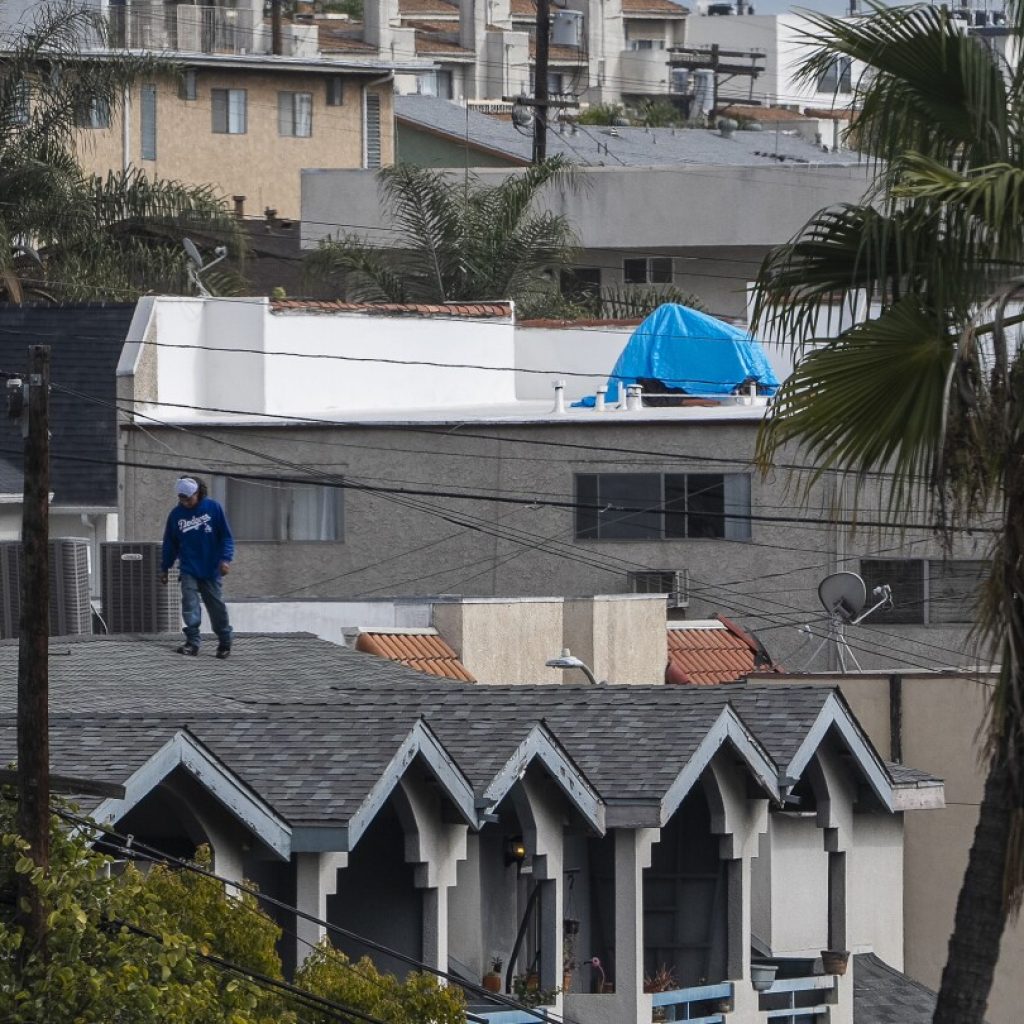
[0,634,889,827]
[853,953,939,1024]
[395,95,864,169]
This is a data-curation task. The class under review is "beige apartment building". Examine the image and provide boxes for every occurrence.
[73,55,408,219]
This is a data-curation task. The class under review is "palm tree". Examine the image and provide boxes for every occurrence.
[304,160,579,315]
[749,6,1024,1022]
[0,3,243,301]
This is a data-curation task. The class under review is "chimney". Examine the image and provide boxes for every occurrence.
[233,195,246,219]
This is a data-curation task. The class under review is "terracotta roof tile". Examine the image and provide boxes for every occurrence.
[399,0,460,13]
[510,0,535,14]
[622,0,689,14]
[665,616,776,685]
[802,106,856,121]
[317,22,376,52]
[355,630,476,682]
[528,40,585,62]
[718,104,811,123]
[270,299,513,319]
[415,34,476,55]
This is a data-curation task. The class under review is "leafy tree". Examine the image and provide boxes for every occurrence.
[0,2,243,301]
[305,159,579,316]
[750,5,1024,1022]
[630,99,683,128]
[296,945,466,1024]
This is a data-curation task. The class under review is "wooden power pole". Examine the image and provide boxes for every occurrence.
[15,345,51,954]
[532,0,551,164]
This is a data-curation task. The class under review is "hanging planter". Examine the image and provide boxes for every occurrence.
[820,950,850,976]
[750,963,778,992]
[563,917,580,936]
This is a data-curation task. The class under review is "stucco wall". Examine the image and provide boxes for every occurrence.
[75,69,393,219]
[563,595,667,684]
[848,815,903,968]
[768,814,829,956]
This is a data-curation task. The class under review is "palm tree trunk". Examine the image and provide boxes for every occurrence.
[932,750,1014,1024]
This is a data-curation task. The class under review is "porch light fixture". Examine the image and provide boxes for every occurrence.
[545,648,600,685]
[505,837,527,865]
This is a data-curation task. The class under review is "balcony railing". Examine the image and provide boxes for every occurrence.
[106,3,263,55]
[651,982,734,1023]
[758,976,835,1023]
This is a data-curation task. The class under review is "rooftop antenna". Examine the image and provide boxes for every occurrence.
[803,570,892,671]
[183,237,227,298]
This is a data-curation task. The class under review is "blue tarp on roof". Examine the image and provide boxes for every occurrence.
[574,304,780,406]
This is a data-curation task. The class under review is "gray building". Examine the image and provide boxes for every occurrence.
[116,296,991,674]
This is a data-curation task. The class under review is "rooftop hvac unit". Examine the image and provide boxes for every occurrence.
[626,569,689,608]
[0,538,93,639]
[551,10,583,47]
[101,542,181,634]
[691,69,715,116]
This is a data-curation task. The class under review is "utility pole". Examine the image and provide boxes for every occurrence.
[532,0,551,163]
[13,345,50,956]
[271,0,283,55]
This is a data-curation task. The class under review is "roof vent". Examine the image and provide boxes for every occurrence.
[627,569,689,608]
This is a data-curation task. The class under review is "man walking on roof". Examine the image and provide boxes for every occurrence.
[160,475,235,658]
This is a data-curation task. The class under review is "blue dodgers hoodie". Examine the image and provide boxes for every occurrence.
[161,497,235,580]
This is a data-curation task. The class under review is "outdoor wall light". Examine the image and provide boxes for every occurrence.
[505,837,528,866]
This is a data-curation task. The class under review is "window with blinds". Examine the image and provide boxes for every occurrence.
[364,91,381,169]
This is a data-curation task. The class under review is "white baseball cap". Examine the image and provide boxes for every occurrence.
[176,477,199,498]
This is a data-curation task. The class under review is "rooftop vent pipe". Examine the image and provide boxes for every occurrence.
[553,379,566,414]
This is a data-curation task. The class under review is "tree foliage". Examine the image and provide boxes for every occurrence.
[0,795,463,1024]
[750,3,1024,1020]
[0,2,244,302]
[304,159,580,316]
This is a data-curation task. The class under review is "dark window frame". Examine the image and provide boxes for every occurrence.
[575,472,751,541]
[211,475,345,543]
[859,557,988,625]
[211,87,247,134]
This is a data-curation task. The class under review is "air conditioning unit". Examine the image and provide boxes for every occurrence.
[0,539,93,639]
[101,543,181,634]
[626,569,689,608]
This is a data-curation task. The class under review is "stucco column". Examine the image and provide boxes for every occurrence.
[294,851,348,965]
[612,827,658,1021]
[396,775,469,976]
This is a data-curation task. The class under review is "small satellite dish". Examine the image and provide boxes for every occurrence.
[183,237,203,269]
[818,571,867,622]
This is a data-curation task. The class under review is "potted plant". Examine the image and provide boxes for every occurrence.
[484,956,503,993]
[820,950,850,976]
[644,965,677,1022]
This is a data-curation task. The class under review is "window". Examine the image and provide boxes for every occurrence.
[179,68,198,101]
[140,84,156,159]
[12,80,29,125]
[630,39,665,50]
[817,56,853,95]
[326,76,344,106]
[364,90,381,169]
[623,256,673,285]
[560,267,602,311]
[212,88,247,134]
[860,558,988,625]
[575,473,751,541]
[76,95,111,129]
[211,477,344,542]
[278,90,313,137]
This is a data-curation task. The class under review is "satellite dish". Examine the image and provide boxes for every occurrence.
[818,571,866,622]
[183,237,203,269]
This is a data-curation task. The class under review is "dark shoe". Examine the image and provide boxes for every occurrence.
[177,643,199,656]
[215,645,231,660]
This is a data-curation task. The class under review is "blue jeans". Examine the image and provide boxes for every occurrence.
[180,573,232,648]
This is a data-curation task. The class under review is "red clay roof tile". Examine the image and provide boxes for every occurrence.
[622,0,688,14]
[355,630,476,682]
[665,617,776,685]
[270,299,512,318]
